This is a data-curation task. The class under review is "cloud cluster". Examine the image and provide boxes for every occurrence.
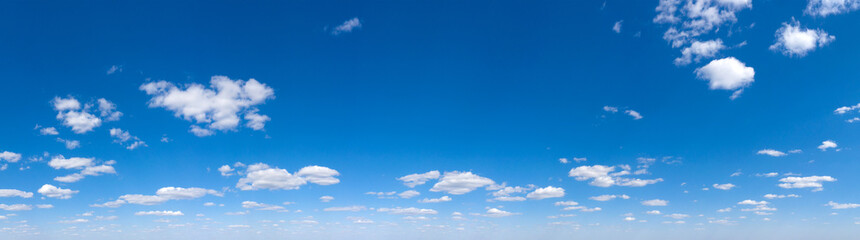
[52,97,121,134]
[49,156,117,183]
[92,187,221,208]
[430,171,495,195]
[778,176,836,191]
[234,163,340,191]
[140,76,275,136]
[805,0,860,17]
[109,128,147,150]
[568,165,663,187]
[654,0,752,47]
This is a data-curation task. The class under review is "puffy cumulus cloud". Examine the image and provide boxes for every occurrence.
[641,199,669,206]
[489,185,533,202]
[757,149,786,157]
[398,170,441,188]
[0,189,34,198]
[39,127,59,135]
[695,57,755,99]
[218,165,236,176]
[712,183,736,190]
[50,156,116,183]
[109,128,147,150]
[296,166,340,185]
[805,0,860,17]
[52,97,121,134]
[826,201,860,209]
[56,138,80,150]
[319,196,334,202]
[654,0,752,47]
[778,176,836,191]
[568,165,663,187]
[818,140,837,151]
[674,39,725,65]
[48,155,93,169]
[589,194,630,201]
[482,208,519,217]
[418,196,452,203]
[242,201,285,211]
[91,186,220,208]
[38,184,78,199]
[764,194,800,199]
[134,210,184,216]
[324,206,366,212]
[0,204,32,211]
[235,163,339,191]
[834,103,860,115]
[770,19,834,57]
[526,186,565,200]
[0,151,22,163]
[140,76,275,136]
[331,17,361,35]
[377,207,438,215]
[398,190,420,199]
[430,171,495,195]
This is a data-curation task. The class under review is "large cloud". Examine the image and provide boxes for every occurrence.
[568,165,663,187]
[654,0,752,47]
[235,163,340,191]
[398,171,441,188]
[430,171,495,195]
[51,97,121,134]
[140,76,275,136]
[805,0,860,17]
[91,186,220,208]
[38,184,78,199]
[778,175,836,191]
[694,57,755,99]
[0,189,34,198]
[526,186,565,200]
[770,19,834,57]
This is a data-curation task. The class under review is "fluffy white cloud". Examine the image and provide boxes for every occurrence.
[48,155,93,169]
[674,39,725,65]
[0,189,33,198]
[826,201,860,209]
[430,171,495,195]
[818,140,837,151]
[805,0,860,17]
[218,165,235,176]
[834,103,860,114]
[135,210,184,216]
[770,20,834,57]
[418,196,452,203]
[49,156,115,183]
[38,184,78,199]
[483,208,518,217]
[52,97,119,134]
[695,57,755,99]
[569,165,663,187]
[757,149,786,157]
[377,207,437,215]
[654,0,752,47]
[0,204,32,211]
[319,196,334,202]
[0,151,22,163]
[97,98,122,121]
[713,183,735,190]
[590,194,630,201]
[642,199,669,206]
[778,176,837,191]
[296,166,340,185]
[39,127,59,135]
[109,128,146,150]
[140,76,275,136]
[398,190,420,199]
[331,17,361,35]
[56,138,80,150]
[526,186,565,200]
[398,171,441,188]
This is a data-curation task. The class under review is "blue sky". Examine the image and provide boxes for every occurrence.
[1,0,860,239]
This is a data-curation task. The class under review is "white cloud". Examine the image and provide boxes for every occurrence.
[56,138,80,150]
[625,110,643,120]
[826,201,860,209]
[665,213,690,219]
[97,98,122,121]
[613,20,623,33]
[377,207,438,215]
[558,158,569,164]
[296,166,341,185]
[654,0,752,47]
[0,151,22,163]
[568,165,663,187]
[398,190,420,199]
[674,39,725,65]
[642,199,669,206]
[770,19,834,57]
[242,201,285,211]
[590,194,630,201]
[135,210,184,216]
[107,65,122,75]
[218,165,235,176]
[647,210,662,215]
[695,57,754,99]
[778,175,837,191]
[156,187,221,200]
[109,128,146,150]
[757,149,786,157]
[430,171,495,195]
[603,106,619,113]
[52,97,116,134]
[818,140,837,151]
[398,170,441,188]
[526,186,565,200]
[38,184,78,199]
[39,127,59,135]
[805,0,860,17]
[140,76,275,136]
[0,189,33,198]
[764,194,800,199]
[331,17,361,35]
[319,196,334,202]
[324,205,366,212]
[48,155,93,169]
[483,208,518,217]
[0,204,32,211]
[419,196,452,203]
[713,183,735,190]
[236,163,339,191]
